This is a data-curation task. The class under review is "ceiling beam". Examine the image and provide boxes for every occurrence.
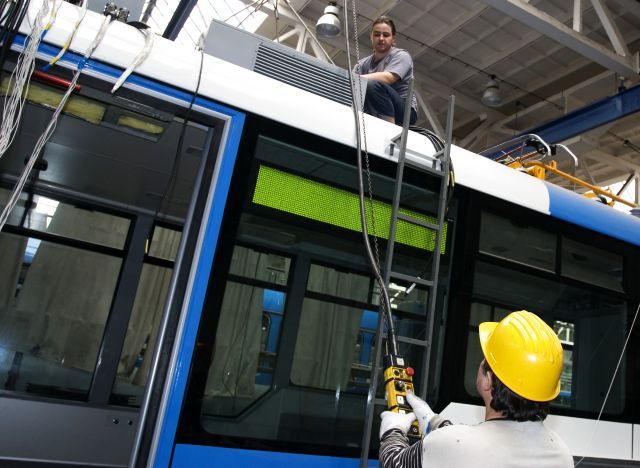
[564,136,640,172]
[492,71,614,131]
[483,0,639,76]
[524,83,640,144]
[609,0,640,20]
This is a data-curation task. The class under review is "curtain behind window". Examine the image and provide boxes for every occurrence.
[290,268,367,390]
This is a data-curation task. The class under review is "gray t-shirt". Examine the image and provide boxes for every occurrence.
[355,47,417,112]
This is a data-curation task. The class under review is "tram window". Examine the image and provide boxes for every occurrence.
[553,320,575,408]
[561,237,623,292]
[479,211,555,272]
[466,261,626,415]
[372,282,429,316]
[0,232,121,400]
[191,133,447,457]
[464,302,509,396]
[307,264,369,303]
[291,298,364,391]
[229,245,290,285]
[0,189,130,249]
[111,263,173,406]
[147,225,181,261]
[199,246,290,417]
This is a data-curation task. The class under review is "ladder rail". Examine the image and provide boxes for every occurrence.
[418,95,454,399]
[359,77,415,468]
[358,95,455,466]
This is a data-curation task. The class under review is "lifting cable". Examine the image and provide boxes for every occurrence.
[343,0,397,355]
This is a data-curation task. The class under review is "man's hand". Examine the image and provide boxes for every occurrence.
[379,411,416,439]
[406,391,435,434]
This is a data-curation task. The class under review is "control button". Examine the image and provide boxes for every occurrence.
[397,395,405,405]
[406,367,415,376]
[395,380,405,391]
[394,369,400,376]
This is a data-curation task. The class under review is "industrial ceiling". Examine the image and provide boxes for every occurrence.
[141,0,640,209]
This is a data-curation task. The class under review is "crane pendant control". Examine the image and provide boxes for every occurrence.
[383,354,421,441]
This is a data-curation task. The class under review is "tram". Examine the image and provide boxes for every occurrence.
[0,2,639,467]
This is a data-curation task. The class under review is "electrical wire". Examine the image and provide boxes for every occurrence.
[40,0,61,38]
[43,0,87,70]
[0,0,49,162]
[111,25,154,93]
[0,0,31,77]
[574,300,640,467]
[149,46,205,225]
[0,12,116,232]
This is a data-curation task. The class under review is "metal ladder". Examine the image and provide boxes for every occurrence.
[359,94,455,467]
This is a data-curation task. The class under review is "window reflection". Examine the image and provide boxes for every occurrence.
[0,233,121,400]
[111,263,172,406]
[467,262,626,414]
[0,189,130,249]
[201,246,290,417]
[554,320,574,408]
[562,237,623,292]
[479,211,556,272]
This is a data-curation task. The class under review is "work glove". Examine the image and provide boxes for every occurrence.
[406,391,435,434]
[379,410,416,439]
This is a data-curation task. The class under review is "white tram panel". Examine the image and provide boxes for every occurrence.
[441,403,634,462]
[22,1,552,218]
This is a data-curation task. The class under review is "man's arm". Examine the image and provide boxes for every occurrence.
[361,71,399,84]
[379,429,423,468]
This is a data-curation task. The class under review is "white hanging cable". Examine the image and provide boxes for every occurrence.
[0,13,115,232]
[574,300,640,467]
[111,26,154,93]
[0,0,51,161]
[44,0,88,70]
[41,0,63,37]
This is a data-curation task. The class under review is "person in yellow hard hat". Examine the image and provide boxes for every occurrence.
[378,310,574,467]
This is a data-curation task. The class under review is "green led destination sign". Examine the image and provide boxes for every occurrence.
[253,165,446,253]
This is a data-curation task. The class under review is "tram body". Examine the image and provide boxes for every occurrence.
[0,2,638,466]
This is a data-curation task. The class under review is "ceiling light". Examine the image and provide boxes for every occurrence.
[481,74,502,107]
[316,2,341,38]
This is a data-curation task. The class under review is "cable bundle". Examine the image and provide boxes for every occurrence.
[111,25,154,93]
[0,0,50,161]
[0,0,32,74]
[0,10,116,231]
[409,126,445,152]
[43,0,87,70]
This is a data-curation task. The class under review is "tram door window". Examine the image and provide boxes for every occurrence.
[0,189,128,400]
[111,225,181,406]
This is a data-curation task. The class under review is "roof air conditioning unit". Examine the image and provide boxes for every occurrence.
[203,19,365,109]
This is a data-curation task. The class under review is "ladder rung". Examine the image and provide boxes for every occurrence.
[389,271,433,288]
[397,336,430,347]
[397,213,440,231]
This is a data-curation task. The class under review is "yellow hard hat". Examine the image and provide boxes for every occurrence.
[479,310,563,402]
